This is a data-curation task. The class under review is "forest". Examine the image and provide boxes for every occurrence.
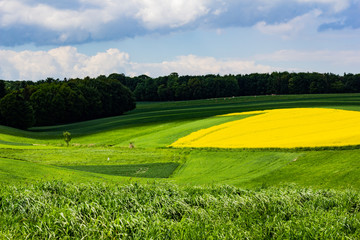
[0,71,360,129]
[110,71,360,101]
[0,77,135,129]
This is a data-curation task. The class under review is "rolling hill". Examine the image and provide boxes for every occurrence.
[1,93,360,189]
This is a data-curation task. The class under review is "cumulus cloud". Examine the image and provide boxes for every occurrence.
[132,55,275,77]
[0,0,210,45]
[0,47,130,80]
[0,0,358,46]
[2,47,359,80]
[135,0,210,29]
[0,47,276,80]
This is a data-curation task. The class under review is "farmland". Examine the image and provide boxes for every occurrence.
[2,93,360,188]
[171,108,360,148]
[1,93,360,238]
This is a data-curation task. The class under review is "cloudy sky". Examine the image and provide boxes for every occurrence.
[0,0,359,80]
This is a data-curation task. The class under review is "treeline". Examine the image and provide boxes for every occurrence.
[0,76,135,129]
[103,72,360,101]
[1,71,360,129]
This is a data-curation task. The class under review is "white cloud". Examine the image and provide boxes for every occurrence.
[0,47,130,80]
[132,55,274,76]
[0,0,214,44]
[255,10,322,38]
[0,47,276,80]
[135,0,210,28]
[2,47,360,80]
[0,0,209,30]
[1,1,98,29]
[0,0,357,45]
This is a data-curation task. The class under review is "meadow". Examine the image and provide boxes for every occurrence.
[1,93,360,238]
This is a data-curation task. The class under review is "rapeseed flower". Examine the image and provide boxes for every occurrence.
[170,108,360,148]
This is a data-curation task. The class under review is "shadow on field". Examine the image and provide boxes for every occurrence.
[60,162,180,178]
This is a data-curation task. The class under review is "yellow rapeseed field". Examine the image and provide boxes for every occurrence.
[170,108,360,148]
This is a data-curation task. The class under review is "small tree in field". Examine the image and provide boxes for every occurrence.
[63,131,72,147]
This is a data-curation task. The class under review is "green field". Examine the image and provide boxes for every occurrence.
[1,93,360,238]
[61,162,180,178]
[2,93,360,189]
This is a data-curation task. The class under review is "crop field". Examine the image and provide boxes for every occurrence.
[1,93,360,238]
[171,108,360,148]
[1,93,360,188]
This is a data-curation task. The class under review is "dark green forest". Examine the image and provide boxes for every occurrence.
[110,71,359,101]
[0,77,135,129]
[0,71,360,129]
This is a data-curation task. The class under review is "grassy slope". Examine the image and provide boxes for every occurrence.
[1,93,360,189]
[249,149,360,190]
[62,162,180,178]
[173,150,300,185]
[173,149,360,190]
[0,157,156,185]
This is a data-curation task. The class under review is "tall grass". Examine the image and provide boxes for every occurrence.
[0,181,359,239]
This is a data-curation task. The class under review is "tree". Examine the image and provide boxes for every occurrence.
[68,80,102,120]
[288,73,310,94]
[63,131,72,147]
[0,80,6,99]
[308,72,328,94]
[188,77,205,99]
[157,84,169,101]
[30,82,86,125]
[330,80,345,93]
[0,91,35,129]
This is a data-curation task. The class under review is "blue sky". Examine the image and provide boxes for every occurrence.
[0,0,359,80]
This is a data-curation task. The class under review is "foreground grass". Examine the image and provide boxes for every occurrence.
[0,181,359,239]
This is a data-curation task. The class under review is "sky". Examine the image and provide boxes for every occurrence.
[0,0,359,81]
